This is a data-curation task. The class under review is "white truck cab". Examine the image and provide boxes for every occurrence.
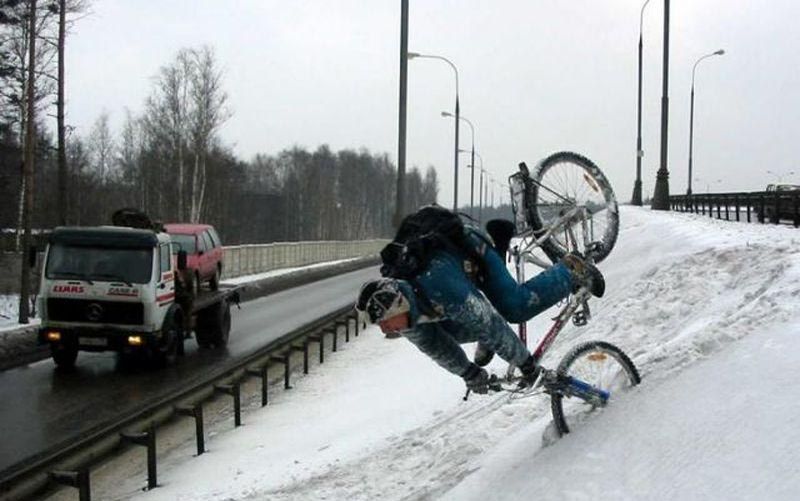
[38,225,235,368]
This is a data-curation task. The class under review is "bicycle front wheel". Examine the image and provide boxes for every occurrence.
[550,340,640,436]
[528,152,619,263]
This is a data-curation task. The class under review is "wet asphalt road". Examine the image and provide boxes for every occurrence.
[0,266,379,478]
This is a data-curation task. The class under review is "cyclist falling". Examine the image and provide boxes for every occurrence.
[356,205,605,395]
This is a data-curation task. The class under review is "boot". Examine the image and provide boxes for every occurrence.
[518,355,541,388]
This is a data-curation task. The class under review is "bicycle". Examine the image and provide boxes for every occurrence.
[469,152,640,437]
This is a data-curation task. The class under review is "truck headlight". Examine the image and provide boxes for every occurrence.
[46,331,61,342]
[127,335,144,346]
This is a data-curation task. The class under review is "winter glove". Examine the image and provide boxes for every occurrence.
[461,363,491,394]
[561,252,605,298]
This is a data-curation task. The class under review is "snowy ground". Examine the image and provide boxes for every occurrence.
[0,294,19,325]
[54,207,800,500]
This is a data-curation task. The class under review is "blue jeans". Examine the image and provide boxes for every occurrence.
[400,246,573,377]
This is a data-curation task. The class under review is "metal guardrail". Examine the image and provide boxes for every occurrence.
[0,305,362,501]
[222,239,388,279]
[669,191,800,227]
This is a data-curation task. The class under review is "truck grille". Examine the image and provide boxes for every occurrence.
[47,298,145,325]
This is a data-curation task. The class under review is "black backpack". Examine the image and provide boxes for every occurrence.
[380,206,486,283]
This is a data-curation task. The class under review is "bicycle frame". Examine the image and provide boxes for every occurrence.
[514,204,593,269]
[530,288,591,364]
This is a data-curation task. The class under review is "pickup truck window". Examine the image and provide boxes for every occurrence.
[208,227,222,247]
[201,231,214,251]
[169,234,197,254]
[46,244,154,284]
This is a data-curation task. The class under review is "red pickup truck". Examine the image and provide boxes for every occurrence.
[165,224,224,293]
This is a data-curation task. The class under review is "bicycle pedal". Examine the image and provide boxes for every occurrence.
[573,310,588,326]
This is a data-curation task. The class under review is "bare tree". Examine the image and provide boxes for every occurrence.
[143,49,193,220]
[54,0,89,225]
[0,0,56,250]
[188,46,229,222]
[87,110,113,180]
[18,0,36,322]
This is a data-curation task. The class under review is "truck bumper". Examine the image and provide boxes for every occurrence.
[38,326,159,353]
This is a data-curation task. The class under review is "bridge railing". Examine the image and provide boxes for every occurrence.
[221,239,388,279]
[669,191,800,228]
[0,239,388,293]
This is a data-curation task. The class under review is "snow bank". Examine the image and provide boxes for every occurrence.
[90,207,800,501]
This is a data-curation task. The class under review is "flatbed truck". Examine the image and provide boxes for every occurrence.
[37,225,238,368]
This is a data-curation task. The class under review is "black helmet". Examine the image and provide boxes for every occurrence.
[356,279,410,324]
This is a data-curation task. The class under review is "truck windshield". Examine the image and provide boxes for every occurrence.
[45,244,153,284]
[169,234,197,254]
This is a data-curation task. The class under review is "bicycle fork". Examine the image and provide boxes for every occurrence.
[542,370,610,407]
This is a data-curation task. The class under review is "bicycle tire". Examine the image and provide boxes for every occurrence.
[550,340,640,436]
[528,152,619,263]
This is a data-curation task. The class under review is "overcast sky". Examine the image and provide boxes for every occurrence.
[65,1,800,207]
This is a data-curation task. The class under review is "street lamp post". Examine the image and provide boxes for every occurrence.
[632,0,651,206]
[409,52,460,210]
[479,167,485,223]
[446,111,475,216]
[687,49,725,196]
[395,0,409,227]
[651,0,671,210]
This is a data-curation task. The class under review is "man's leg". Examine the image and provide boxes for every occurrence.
[414,253,532,369]
[477,239,574,323]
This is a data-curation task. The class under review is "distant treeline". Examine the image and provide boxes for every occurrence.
[0,29,439,247]
[0,130,439,246]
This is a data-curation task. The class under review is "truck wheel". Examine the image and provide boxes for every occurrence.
[195,301,231,349]
[152,308,183,367]
[51,344,78,369]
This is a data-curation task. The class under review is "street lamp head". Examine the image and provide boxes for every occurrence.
[407,52,421,59]
[714,49,725,56]
[441,111,454,118]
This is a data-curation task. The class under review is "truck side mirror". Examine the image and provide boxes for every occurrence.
[177,250,187,271]
[28,245,37,269]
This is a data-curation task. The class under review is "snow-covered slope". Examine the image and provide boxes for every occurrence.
[87,207,800,501]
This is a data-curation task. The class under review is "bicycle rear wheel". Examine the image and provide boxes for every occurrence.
[528,152,619,263]
[550,340,640,436]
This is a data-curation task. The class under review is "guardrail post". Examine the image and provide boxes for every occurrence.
[175,404,205,455]
[269,353,292,389]
[50,468,91,501]
[120,423,157,490]
[246,365,269,406]
[336,320,349,343]
[328,327,338,352]
[724,195,730,221]
[774,190,780,224]
[290,341,308,374]
[306,332,324,364]
[746,197,752,222]
[214,383,242,427]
